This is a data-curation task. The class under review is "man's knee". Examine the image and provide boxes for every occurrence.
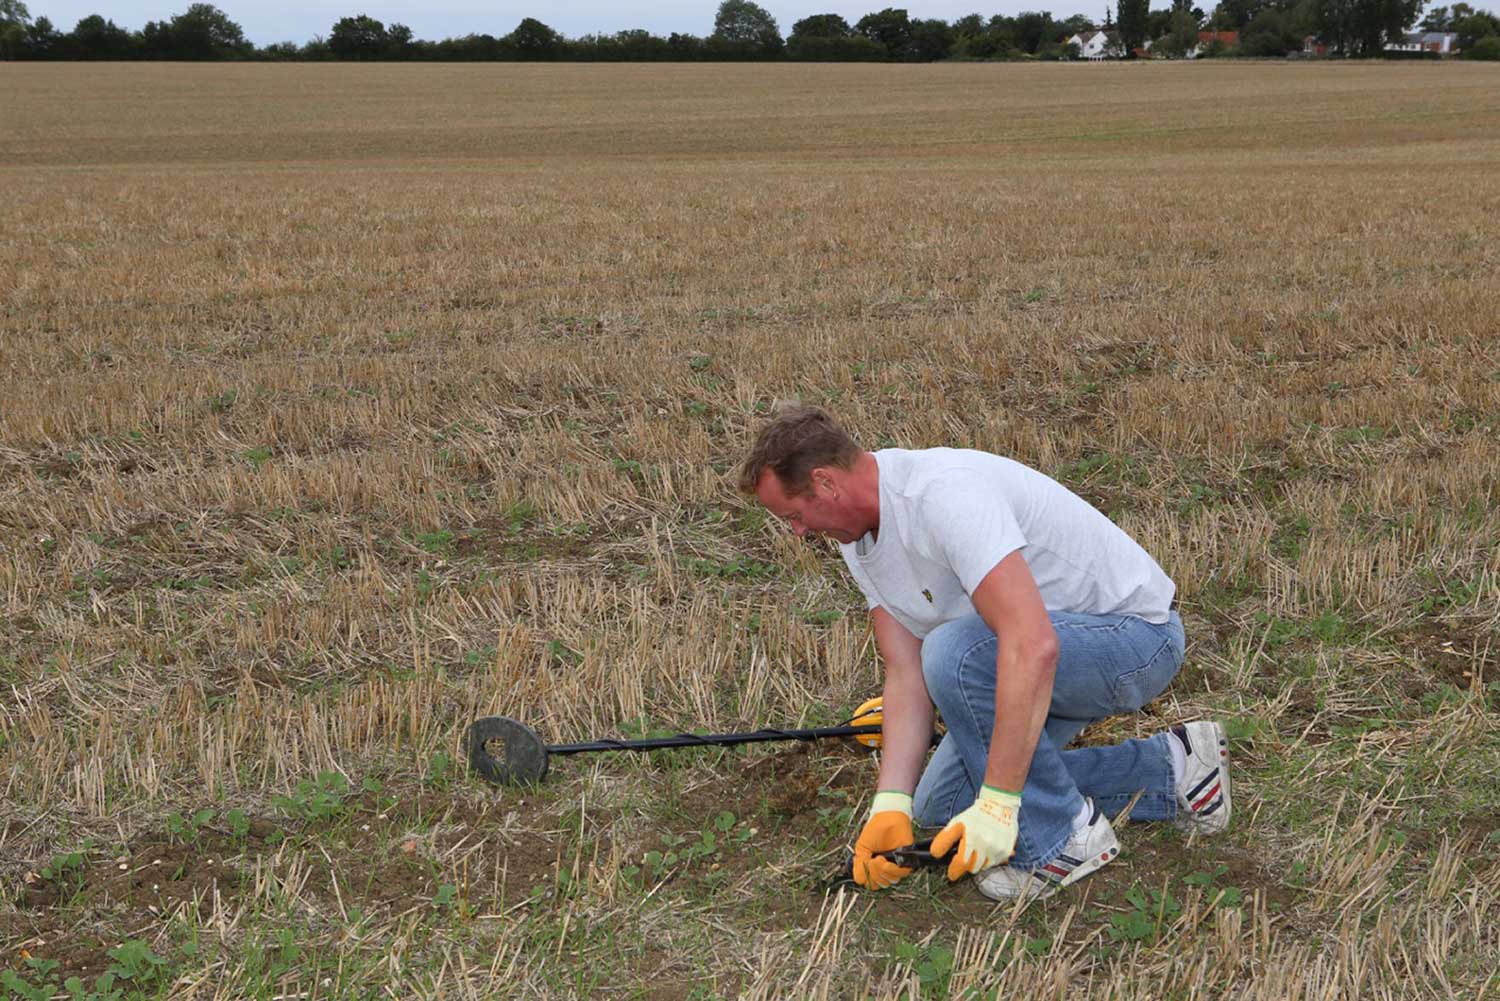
[920,614,991,692]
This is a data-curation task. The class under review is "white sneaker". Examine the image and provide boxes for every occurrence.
[1171,721,1231,835]
[974,800,1119,902]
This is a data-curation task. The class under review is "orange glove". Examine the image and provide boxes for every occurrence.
[852,791,915,890]
[930,786,1021,882]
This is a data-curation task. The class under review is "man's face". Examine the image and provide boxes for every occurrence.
[754,469,863,545]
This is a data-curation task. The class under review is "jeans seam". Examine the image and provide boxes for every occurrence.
[951,635,995,792]
[1051,616,1130,634]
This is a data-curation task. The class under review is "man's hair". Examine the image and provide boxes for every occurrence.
[738,403,860,497]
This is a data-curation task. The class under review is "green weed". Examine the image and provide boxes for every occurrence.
[272,771,352,824]
[893,939,954,992]
[1106,884,1181,943]
[165,808,215,844]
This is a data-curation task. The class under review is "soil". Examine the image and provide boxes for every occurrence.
[1394,620,1495,696]
[1455,809,1500,850]
[4,791,577,982]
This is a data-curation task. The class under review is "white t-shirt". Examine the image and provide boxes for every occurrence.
[838,448,1175,639]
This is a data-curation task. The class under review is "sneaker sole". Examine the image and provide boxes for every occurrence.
[976,820,1121,902]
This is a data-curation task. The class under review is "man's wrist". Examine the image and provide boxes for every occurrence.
[870,790,914,818]
[979,784,1022,804]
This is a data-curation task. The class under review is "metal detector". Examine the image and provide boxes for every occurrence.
[466,715,893,786]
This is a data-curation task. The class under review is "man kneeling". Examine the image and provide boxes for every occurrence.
[739,405,1230,900]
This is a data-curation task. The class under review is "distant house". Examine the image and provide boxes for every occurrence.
[1302,35,1329,56]
[1066,29,1122,59]
[1384,31,1459,55]
[1189,30,1238,57]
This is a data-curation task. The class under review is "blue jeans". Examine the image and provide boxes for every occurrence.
[912,611,1185,869]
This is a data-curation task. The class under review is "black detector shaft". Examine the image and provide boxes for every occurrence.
[466,715,925,786]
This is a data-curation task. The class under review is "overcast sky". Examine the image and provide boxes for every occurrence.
[27,1,1114,44]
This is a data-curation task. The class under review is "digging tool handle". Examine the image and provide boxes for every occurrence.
[835,838,953,886]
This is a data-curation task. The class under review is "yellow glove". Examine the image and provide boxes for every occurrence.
[930,786,1021,882]
[852,791,915,890]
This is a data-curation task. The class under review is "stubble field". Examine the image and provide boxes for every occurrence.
[2,61,1499,999]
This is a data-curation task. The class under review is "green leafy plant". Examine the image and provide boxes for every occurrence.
[272,771,352,824]
[224,808,251,840]
[433,883,460,914]
[546,639,583,667]
[426,749,455,790]
[165,808,215,843]
[416,529,454,555]
[894,940,954,991]
[1106,884,1182,943]
[106,939,169,987]
[414,568,436,603]
[814,804,855,846]
[39,850,86,882]
[1184,864,1244,907]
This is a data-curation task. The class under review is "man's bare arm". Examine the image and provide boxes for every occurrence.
[968,550,1058,793]
[871,606,935,796]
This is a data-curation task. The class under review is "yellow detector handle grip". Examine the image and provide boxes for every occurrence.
[849,697,884,748]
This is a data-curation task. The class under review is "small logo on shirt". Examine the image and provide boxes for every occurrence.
[922,588,934,603]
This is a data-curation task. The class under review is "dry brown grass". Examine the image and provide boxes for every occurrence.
[2,61,1499,998]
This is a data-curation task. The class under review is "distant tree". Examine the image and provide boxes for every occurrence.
[1147,7,1177,37]
[908,17,956,58]
[1452,6,1500,45]
[711,0,782,56]
[1061,12,1096,33]
[387,22,414,57]
[1240,7,1302,51]
[298,33,332,58]
[667,31,706,57]
[1118,0,1152,50]
[593,28,671,59]
[1468,30,1500,52]
[788,12,884,58]
[22,13,58,55]
[787,33,885,57]
[792,13,853,37]
[1208,0,1269,29]
[1419,4,1452,28]
[429,32,504,59]
[856,7,914,57]
[329,15,387,59]
[954,12,987,36]
[1155,6,1204,51]
[1012,10,1062,52]
[259,40,300,58]
[66,14,138,58]
[951,14,1016,56]
[508,17,562,58]
[1309,0,1421,53]
[142,4,251,59]
[1,0,30,57]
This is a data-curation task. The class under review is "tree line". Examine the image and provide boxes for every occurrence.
[3,0,1498,62]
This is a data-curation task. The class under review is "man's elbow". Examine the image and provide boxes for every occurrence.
[1029,631,1060,677]
[999,630,1058,678]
